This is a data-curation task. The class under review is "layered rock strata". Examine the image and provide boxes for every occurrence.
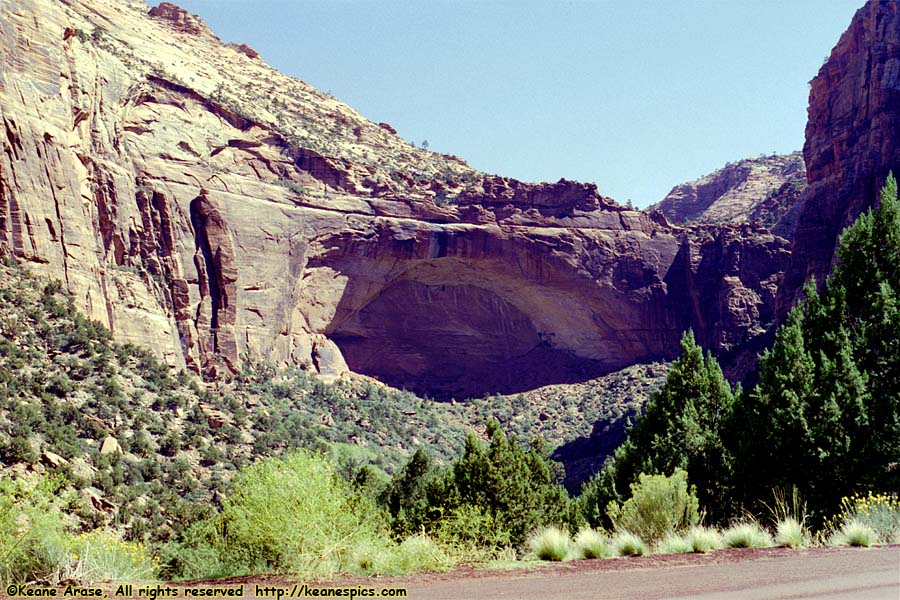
[0,0,790,396]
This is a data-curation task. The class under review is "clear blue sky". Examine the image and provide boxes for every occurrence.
[174,0,863,207]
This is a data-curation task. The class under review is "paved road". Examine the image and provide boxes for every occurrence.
[403,546,899,600]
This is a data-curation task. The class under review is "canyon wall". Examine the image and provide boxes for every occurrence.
[0,0,795,396]
[780,0,900,312]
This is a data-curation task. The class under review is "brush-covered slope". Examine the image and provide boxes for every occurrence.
[0,261,669,536]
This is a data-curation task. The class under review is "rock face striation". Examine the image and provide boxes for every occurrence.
[0,0,797,397]
[780,0,900,312]
[652,153,806,241]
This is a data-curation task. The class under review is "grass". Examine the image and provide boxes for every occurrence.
[573,528,611,559]
[828,492,900,545]
[685,526,723,553]
[351,535,456,576]
[612,531,648,557]
[527,527,572,562]
[775,518,807,548]
[656,534,693,555]
[723,523,774,549]
[831,520,877,548]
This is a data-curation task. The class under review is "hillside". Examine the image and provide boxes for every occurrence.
[0,261,666,541]
[651,152,806,239]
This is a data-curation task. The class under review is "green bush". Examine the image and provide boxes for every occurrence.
[527,527,571,561]
[829,492,900,544]
[656,534,693,554]
[833,520,877,547]
[351,535,455,576]
[685,526,723,553]
[173,450,384,578]
[449,420,572,548]
[67,532,158,583]
[433,504,511,549]
[606,469,699,544]
[0,475,71,584]
[775,518,807,548]
[611,531,648,557]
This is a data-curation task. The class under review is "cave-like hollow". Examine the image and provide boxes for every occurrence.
[328,279,610,400]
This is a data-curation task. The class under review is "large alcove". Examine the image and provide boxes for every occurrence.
[328,279,609,399]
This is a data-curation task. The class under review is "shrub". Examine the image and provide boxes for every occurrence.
[685,526,723,553]
[356,535,455,575]
[527,527,572,561]
[174,450,384,578]
[828,492,900,544]
[67,532,158,583]
[433,504,511,549]
[606,469,699,544]
[656,534,693,554]
[723,522,773,549]
[450,421,572,547]
[573,527,610,559]
[775,518,807,548]
[0,475,70,584]
[612,531,648,557]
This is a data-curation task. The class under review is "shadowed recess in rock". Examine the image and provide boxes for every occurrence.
[329,280,613,399]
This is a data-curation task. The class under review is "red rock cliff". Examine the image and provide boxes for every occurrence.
[0,0,790,397]
[780,0,900,312]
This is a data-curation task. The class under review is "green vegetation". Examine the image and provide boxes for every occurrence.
[826,492,900,545]
[732,175,900,518]
[380,419,573,550]
[526,527,571,561]
[656,534,693,554]
[722,522,773,549]
[166,450,382,578]
[684,526,723,553]
[581,331,736,526]
[832,521,876,547]
[0,475,70,583]
[581,175,900,540]
[573,527,610,559]
[611,531,648,557]
[68,532,158,583]
[606,469,699,545]
[775,518,807,549]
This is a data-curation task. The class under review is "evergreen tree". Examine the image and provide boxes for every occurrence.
[450,419,571,546]
[581,330,737,525]
[379,448,446,538]
[733,174,900,517]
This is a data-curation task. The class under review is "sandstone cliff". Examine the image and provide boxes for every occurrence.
[780,0,900,312]
[652,153,806,240]
[0,0,790,397]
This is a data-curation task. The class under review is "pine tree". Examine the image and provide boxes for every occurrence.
[733,174,900,517]
[450,419,571,546]
[581,331,737,524]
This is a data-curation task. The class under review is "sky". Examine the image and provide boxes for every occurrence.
[174,0,863,208]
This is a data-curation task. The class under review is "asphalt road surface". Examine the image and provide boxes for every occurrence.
[401,546,899,600]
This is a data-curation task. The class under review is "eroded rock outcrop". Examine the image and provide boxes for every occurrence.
[0,0,791,397]
[652,152,806,240]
